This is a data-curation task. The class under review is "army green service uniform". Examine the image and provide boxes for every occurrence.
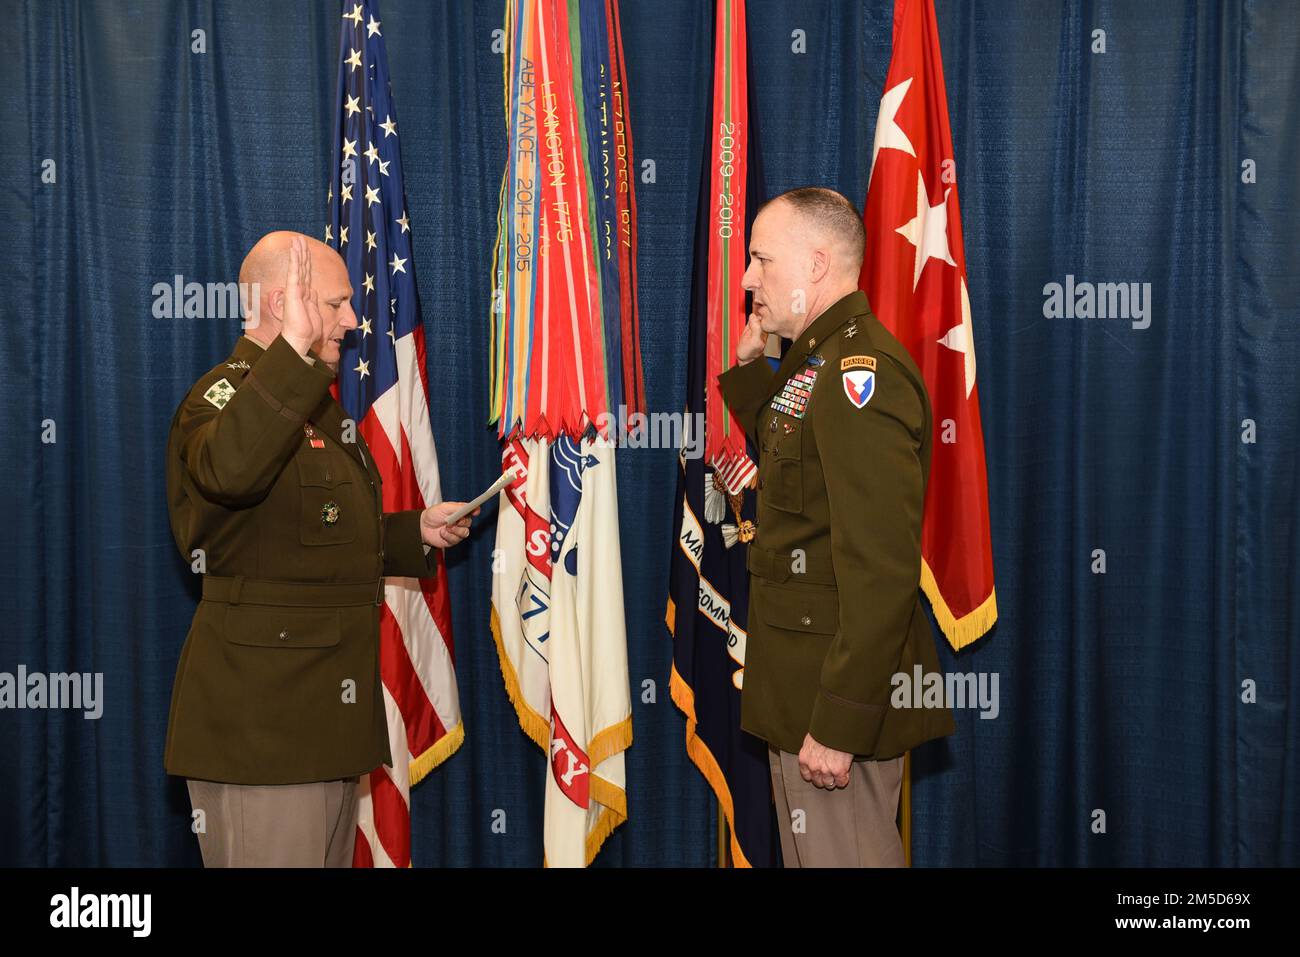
[718,290,954,866]
[164,334,439,864]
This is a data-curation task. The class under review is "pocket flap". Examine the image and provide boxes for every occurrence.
[296,453,350,488]
[224,607,342,648]
[757,582,839,635]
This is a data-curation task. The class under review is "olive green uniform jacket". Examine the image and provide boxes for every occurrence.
[717,290,955,758]
[164,334,438,785]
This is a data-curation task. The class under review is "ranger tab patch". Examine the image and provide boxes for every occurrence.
[203,378,236,410]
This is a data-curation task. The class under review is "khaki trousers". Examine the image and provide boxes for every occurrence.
[768,747,906,867]
[186,777,360,868]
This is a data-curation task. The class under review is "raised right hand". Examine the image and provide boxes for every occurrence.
[281,236,323,357]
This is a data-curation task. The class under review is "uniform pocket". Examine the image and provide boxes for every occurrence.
[765,447,803,514]
[756,581,839,635]
[297,453,358,546]
[224,606,342,648]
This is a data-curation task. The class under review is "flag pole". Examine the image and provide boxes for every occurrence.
[901,750,912,866]
[717,803,728,867]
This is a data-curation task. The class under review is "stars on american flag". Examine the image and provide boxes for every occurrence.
[328,0,421,408]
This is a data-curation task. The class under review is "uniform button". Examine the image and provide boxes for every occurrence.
[800,616,811,626]
[278,630,289,641]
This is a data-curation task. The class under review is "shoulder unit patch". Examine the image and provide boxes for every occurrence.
[203,378,236,410]
[842,369,875,409]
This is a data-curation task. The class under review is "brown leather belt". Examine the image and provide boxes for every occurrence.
[746,544,837,586]
[202,575,384,607]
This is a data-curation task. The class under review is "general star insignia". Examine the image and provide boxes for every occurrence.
[203,378,235,409]
[226,360,250,371]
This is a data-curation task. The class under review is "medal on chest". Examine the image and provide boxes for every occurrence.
[304,422,326,449]
[768,363,820,420]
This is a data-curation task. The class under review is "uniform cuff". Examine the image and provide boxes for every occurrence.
[383,509,438,579]
[808,688,887,757]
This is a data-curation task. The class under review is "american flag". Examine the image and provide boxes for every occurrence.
[327,0,464,868]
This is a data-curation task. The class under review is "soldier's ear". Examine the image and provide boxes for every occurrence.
[808,248,830,284]
[266,288,286,323]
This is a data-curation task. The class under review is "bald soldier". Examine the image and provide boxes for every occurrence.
[164,232,477,867]
[717,188,954,867]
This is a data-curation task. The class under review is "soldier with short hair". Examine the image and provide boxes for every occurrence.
[718,188,955,867]
[164,232,476,867]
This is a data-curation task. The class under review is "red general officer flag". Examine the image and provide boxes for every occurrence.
[859,0,996,650]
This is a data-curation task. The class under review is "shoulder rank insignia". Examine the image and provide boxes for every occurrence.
[768,365,820,419]
[843,369,875,409]
[203,378,235,410]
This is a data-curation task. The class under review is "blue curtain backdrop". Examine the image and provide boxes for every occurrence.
[1,0,1295,866]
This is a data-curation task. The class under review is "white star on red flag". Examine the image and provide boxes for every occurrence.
[858,0,996,649]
